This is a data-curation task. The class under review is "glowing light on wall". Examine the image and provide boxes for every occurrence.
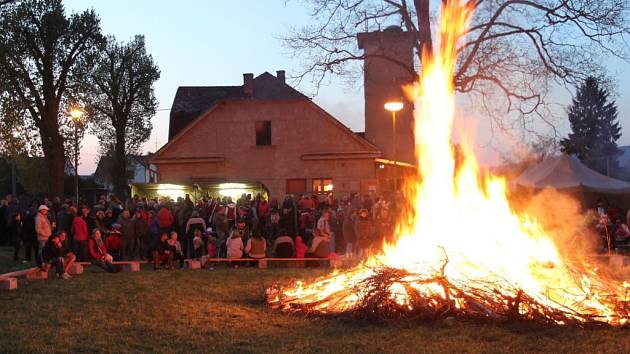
[156,184,186,200]
[217,183,249,200]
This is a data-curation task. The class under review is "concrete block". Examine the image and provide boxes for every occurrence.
[185,259,201,269]
[0,277,17,291]
[68,263,83,275]
[26,270,48,280]
[257,259,267,269]
[122,263,140,272]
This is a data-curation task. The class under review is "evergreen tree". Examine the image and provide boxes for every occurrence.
[560,77,622,162]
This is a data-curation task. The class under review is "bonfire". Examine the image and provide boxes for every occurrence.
[266,0,629,326]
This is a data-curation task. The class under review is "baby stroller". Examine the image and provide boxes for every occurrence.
[105,226,123,260]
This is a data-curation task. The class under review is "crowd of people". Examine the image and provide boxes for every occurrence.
[0,191,405,278]
[2,191,628,280]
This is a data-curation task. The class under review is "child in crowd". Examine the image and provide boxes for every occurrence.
[192,229,204,258]
[206,228,217,260]
[153,232,173,270]
[226,228,243,260]
[168,232,185,269]
[245,232,266,259]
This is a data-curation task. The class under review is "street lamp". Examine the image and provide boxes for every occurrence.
[384,100,403,190]
[69,107,83,206]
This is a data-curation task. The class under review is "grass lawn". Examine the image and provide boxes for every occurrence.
[0,247,628,353]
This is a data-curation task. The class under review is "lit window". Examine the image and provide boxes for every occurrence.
[312,178,333,193]
[255,121,271,146]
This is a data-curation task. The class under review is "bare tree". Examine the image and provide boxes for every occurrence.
[284,0,630,133]
[87,35,160,198]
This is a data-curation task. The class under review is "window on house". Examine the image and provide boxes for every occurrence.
[255,120,272,146]
[286,179,307,194]
[312,178,333,193]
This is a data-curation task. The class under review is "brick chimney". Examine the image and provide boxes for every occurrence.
[243,73,254,95]
[276,70,286,83]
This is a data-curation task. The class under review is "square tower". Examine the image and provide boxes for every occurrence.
[358,26,416,164]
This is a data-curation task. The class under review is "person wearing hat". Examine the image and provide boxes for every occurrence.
[35,205,52,252]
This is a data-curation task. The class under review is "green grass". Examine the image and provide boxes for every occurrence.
[0,246,38,274]
[0,247,628,353]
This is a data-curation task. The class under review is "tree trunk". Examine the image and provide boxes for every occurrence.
[112,128,128,200]
[40,100,66,198]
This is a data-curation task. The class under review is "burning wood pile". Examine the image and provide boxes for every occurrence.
[267,0,629,326]
[266,260,628,326]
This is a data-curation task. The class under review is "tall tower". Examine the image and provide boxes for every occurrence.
[358,26,416,164]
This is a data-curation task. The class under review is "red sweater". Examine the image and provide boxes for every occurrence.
[72,216,88,241]
[157,207,173,228]
[89,238,109,260]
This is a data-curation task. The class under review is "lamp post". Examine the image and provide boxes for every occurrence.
[69,107,83,206]
[384,100,404,190]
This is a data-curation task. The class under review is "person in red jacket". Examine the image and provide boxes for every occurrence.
[89,229,118,273]
[256,196,269,236]
[157,206,173,233]
[71,207,89,261]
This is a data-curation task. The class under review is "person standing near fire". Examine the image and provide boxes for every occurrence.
[354,208,374,258]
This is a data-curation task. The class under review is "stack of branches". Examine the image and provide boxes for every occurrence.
[268,264,628,327]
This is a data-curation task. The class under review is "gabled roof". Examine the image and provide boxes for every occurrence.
[153,90,380,162]
[169,72,308,138]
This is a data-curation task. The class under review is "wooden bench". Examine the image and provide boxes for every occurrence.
[0,267,48,291]
[77,261,148,272]
[1,267,48,280]
[0,277,17,290]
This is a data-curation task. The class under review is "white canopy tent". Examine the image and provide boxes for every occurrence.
[514,154,630,194]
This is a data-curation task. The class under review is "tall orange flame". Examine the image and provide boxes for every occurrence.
[267,0,629,325]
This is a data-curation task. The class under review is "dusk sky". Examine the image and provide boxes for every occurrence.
[64,0,630,174]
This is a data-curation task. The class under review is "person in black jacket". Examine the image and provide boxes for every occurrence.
[11,212,24,262]
[58,231,76,273]
[42,234,71,280]
[152,232,173,270]
[22,206,38,263]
